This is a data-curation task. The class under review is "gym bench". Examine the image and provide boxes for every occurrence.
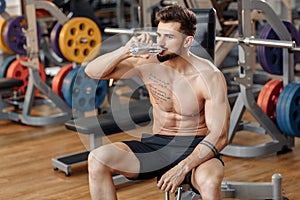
[165,174,284,200]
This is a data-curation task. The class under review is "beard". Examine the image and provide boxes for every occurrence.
[156,53,179,62]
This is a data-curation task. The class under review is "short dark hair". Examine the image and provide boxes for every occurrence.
[156,4,197,37]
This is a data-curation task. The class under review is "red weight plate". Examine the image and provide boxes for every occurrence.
[6,58,47,94]
[52,64,73,98]
[257,79,283,122]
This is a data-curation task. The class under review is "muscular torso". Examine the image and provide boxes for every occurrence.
[138,56,212,136]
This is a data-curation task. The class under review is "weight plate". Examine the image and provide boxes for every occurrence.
[52,64,73,98]
[50,22,66,60]
[0,0,6,14]
[276,83,300,137]
[257,21,300,75]
[0,18,14,54]
[6,58,47,94]
[36,9,50,17]
[62,67,80,107]
[62,66,107,111]
[58,17,101,63]
[257,79,283,122]
[3,16,41,55]
[0,55,16,78]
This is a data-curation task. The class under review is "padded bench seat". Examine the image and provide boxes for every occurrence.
[0,78,23,90]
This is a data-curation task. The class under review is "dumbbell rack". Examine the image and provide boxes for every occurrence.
[221,0,295,158]
[0,0,72,126]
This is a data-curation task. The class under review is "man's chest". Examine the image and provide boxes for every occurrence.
[144,72,204,115]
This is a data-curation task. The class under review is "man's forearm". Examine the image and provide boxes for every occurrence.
[177,136,227,175]
[177,142,215,174]
[85,46,130,79]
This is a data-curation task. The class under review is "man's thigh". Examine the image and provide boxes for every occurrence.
[90,142,140,178]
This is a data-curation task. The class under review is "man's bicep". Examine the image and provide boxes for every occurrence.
[203,74,230,145]
[101,60,140,79]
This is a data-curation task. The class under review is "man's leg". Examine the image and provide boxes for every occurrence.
[191,158,224,200]
[88,142,140,200]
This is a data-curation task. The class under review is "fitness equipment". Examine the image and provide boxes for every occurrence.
[5,57,47,94]
[51,63,108,112]
[0,18,13,54]
[52,64,73,98]
[217,0,296,158]
[2,15,42,55]
[50,17,102,63]
[257,79,283,123]
[0,0,42,55]
[0,55,16,78]
[165,173,285,200]
[276,82,300,137]
[60,65,108,112]
[0,0,73,125]
[257,20,300,75]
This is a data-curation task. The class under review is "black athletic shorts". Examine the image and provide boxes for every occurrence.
[122,133,224,192]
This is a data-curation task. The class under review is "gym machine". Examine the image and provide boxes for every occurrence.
[166,173,285,200]
[0,0,109,125]
[0,0,72,126]
[219,0,299,158]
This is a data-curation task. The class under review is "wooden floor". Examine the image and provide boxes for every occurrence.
[1,107,300,200]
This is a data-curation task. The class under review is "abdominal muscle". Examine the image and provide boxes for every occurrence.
[151,106,208,136]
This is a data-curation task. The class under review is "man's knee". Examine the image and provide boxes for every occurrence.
[191,160,224,194]
[88,145,111,177]
[88,142,134,175]
[194,172,221,191]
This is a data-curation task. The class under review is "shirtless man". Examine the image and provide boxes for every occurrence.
[85,4,230,200]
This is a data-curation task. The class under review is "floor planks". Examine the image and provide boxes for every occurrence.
[0,111,300,200]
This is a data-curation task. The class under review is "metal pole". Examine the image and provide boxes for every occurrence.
[216,36,295,49]
[105,28,298,50]
[272,174,282,200]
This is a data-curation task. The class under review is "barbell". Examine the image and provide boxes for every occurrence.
[104,27,298,50]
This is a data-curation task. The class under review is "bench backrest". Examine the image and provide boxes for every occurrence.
[190,8,216,63]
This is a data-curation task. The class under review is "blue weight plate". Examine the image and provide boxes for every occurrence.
[0,55,16,78]
[95,80,108,108]
[0,0,6,14]
[257,21,300,75]
[50,22,66,60]
[276,83,300,136]
[276,83,293,135]
[71,67,107,111]
[282,83,300,137]
[62,67,80,107]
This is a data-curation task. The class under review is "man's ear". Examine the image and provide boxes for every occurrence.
[183,36,194,48]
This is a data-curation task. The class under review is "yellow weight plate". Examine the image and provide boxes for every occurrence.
[0,18,14,54]
[59,17,101,63]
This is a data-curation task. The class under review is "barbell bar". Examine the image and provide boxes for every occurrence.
[104,27,299,51]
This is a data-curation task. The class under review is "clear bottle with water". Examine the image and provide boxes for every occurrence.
[129,43,163,55]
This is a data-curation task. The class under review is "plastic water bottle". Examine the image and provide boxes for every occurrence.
[129,43,163,55]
